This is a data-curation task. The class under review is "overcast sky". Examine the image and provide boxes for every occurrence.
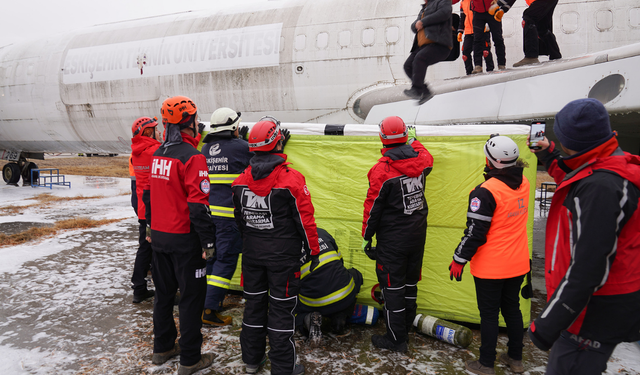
[0,0,263,47]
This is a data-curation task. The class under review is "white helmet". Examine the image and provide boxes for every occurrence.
[210,107,241,133]
[484,135,519,169]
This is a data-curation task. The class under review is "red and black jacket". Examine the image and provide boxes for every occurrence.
[131,135,161,221]
[362,140,434,248]
[530,137,640,347]
[231,153,320,266]
[143,134,215,253]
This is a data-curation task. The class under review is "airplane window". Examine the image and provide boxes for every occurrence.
[561,12,579,34]
[596,10,613,32]
[339,31,351,47]
[295,34,306,51]
[630,8,640,28]
[362,28,375,46]
[385,27,399,44]
[317,32,329,49]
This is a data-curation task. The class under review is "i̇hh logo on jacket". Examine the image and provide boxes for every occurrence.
[240,188,274,230]
[151,158,172,181]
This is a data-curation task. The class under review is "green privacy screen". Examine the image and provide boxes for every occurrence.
[218,124,537,327]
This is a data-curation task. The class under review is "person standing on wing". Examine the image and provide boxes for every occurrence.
[450,135,530,375]
[362,116,434,353]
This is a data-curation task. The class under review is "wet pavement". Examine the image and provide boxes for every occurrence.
[0,180,637,374]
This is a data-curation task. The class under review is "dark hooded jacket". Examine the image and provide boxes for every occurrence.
[231,153,320,265]
[362,140,434,248]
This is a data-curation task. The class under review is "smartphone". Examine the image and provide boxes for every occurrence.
[529,122,546,150]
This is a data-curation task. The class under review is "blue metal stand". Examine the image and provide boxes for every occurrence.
[31,168,71,189]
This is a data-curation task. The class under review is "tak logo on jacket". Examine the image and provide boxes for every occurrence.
[151,158,173,180]
[240,188,274,230]
[400,176,425,215]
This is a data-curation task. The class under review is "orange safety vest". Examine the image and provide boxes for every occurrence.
[128,155,135,180]
[469,176,531,279]
[461,0,474,34]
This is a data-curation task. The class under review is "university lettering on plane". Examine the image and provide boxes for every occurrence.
[62,23,282,84]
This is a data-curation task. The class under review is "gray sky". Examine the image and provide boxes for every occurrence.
[0,0,262,47]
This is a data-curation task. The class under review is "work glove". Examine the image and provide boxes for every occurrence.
[457,31,463,43]
[527,321,553,351]
[521,260,533,299]
[281,128,291,149]
[488,3,506,22]
[407,126,417,144]
[198,122,206,134]
[449,259,465,281]
[238,125,250,140]
[203,247,216,260]
[309,254,320,272]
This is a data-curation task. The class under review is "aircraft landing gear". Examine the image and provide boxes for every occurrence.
[2,162,21,184]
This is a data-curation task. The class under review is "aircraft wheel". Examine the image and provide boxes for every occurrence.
[22,162,39,185]
[3,163,21,184]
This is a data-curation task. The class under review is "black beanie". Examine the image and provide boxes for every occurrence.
[553,98,613,152]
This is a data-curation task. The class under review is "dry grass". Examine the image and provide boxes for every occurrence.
[0,217,125,247]
[536,171,555,189]
[35,156,130,178]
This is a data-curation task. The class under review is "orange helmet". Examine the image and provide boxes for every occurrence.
[131,117,158,137]
[248,116,282,152]
[379,116,408,145]
[161,96,197,126]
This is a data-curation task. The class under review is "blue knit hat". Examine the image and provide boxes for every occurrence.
[553,98,613,152]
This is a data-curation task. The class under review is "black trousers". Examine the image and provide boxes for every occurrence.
[152,249,207,366]
[131,219,153,293]
[546,331,617,375]
[473,11,506,67]
[462,34,494,74]
[375,241,425,344]
[474,274,526,367]
[404,43,451,92]
[523,0,561,59]
[241,260,300,375]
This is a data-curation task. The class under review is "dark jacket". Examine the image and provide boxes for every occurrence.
[201,135,253,219]
[143,134,215,253]
[362,140,433,248]
[530,138,640,348]
[231,153,320,266]
[410,0,453,52]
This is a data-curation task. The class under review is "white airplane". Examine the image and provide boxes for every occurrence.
[1,0,639,184]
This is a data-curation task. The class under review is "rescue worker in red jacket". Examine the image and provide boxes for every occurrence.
[200,108,253,327]
[449,135,530,375]
[296,228,364,340]
[527,99,640,375]
[232,116,318,375]
[362,116,434,353]
[143,96,215,375]
[457,0,494,75]
[469,0,507,73]
[130,116,162,303]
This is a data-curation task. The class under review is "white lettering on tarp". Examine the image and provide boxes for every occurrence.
[62,23,282,84]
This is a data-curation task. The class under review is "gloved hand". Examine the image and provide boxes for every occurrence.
[238,125,250,140]
[527,321,553,351]
[198,122,206,134]
[457,31,463,43]
[203,247,216,260]
[281,128,291,149]
[449,259,465,281]
[407,126,417,143]
[309,254,320,272]
[493,8,505,22]
[362,238,372,251]
[362,239,377,261]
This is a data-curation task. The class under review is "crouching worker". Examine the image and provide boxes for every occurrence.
[296,228,366,340]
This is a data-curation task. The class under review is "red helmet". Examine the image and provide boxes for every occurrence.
[161,96,197,126]
[248,116,282,152]
[131,117,158,137]
[379,116,408,145]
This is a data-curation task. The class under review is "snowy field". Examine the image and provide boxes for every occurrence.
[1,175,639,374]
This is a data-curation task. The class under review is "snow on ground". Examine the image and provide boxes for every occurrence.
[0,176,639,374]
